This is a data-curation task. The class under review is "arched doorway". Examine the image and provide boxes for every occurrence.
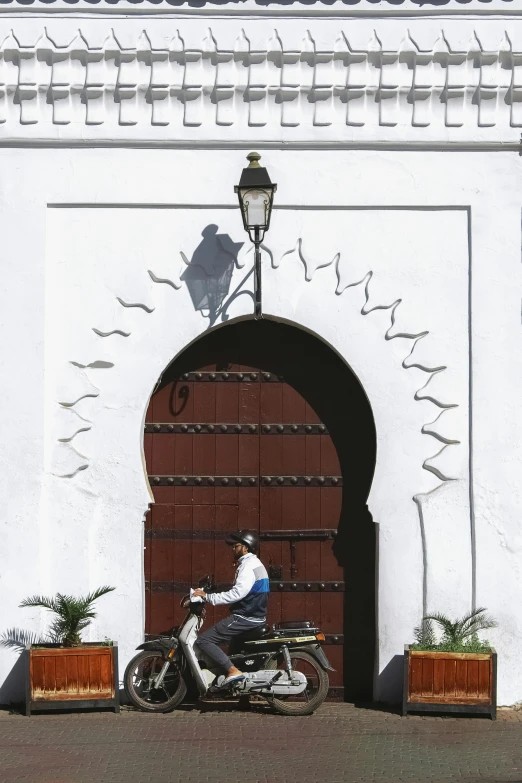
[144,319,377,699]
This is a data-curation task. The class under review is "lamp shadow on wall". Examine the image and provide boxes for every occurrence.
[181,224,249,327]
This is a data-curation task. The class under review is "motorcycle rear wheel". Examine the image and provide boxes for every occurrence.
[124,651,187,713]
[265,650,329,716]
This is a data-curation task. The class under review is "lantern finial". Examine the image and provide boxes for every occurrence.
[246,151,261,168]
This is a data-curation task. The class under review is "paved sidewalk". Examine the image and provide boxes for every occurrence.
[0,702,521,783]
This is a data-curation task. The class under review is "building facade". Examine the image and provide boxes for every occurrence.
[0,0,521,706]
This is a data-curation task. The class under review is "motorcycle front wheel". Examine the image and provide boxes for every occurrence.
[265,650,329,716]
[124,651,187,713]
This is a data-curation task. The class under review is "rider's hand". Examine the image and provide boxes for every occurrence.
[192,589,206,599]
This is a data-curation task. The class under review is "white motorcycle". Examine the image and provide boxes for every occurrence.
[124,576,333,716]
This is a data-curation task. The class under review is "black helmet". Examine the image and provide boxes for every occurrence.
[225,529,260,554]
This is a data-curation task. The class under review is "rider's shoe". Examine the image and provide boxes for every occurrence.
[219,674,246,688]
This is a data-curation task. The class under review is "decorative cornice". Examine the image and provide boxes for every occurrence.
[0,0,517,17]
[0,25,521,141]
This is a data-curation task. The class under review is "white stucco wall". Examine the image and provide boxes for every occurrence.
[0,1,520,706]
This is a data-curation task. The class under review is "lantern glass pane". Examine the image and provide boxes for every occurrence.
[241,187,270,229]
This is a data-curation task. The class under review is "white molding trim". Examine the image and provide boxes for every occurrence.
[0,0,518,18]
[0,24,521,142]
[45,198,471,701]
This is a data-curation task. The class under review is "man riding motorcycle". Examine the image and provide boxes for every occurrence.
[192,529,269,687]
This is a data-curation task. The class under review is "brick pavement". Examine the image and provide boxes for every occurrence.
[0,702,521,783]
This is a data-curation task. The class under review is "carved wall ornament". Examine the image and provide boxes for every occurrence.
[55,221,462,496]
[0,26,520,139]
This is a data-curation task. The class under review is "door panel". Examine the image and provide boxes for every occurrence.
[144,338,350,696]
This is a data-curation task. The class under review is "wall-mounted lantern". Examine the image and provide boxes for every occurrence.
[235,152,277,319]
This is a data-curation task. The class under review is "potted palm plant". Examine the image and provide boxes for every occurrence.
[403,607,497,719]
[13,586,119,715]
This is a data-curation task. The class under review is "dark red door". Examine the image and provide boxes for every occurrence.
[144,320,376,698]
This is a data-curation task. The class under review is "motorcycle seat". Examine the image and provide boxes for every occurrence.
[277,621,313,630]
[237,624,270,642]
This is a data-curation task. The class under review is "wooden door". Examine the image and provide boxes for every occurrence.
[144,321,374,698]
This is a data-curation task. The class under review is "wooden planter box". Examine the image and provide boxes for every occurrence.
[25,642,120,716]
[403,645,496,719]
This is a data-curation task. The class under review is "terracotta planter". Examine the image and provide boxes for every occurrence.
[25,642,120,715]
[402,645,496,719]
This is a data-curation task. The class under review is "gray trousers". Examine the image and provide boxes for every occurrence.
[194,615,262,672]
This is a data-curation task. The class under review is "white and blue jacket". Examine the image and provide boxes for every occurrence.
[205,552,269,623]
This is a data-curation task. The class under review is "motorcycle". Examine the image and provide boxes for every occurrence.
[124,576,334,716]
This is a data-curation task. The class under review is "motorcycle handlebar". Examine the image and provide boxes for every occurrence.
[180,575,216,608]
